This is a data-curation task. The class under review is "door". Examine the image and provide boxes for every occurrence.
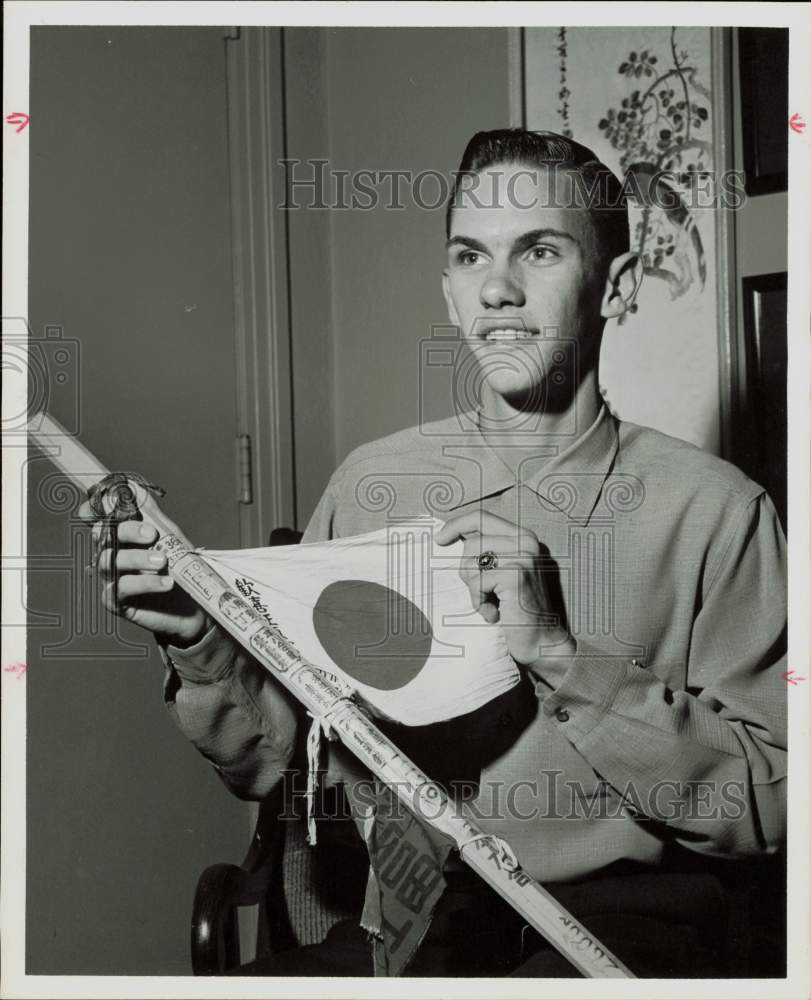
[26,26,252,974]
[730,27,789,530]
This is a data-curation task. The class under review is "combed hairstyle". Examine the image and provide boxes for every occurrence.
[446,129,630,274]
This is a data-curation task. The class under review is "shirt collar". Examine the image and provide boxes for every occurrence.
[448,403,619,526]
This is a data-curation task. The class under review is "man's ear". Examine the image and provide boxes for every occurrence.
[442,271,461,327]
[600,252,643,320]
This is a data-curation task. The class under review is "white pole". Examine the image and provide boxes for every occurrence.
[28,412,634,978]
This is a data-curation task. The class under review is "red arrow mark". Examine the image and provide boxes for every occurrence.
[782,670,806,686]
[789,113,806,134]
[5,112,30,133]
[3,662,27,680]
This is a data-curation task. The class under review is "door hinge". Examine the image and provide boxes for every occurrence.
[236,434,253,505]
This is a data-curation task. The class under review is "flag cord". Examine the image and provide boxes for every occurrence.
[303,688,354,846]
[456,832,520,871]
[304,714,323,845]
[29,417,634,979]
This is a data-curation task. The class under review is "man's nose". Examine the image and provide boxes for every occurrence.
[479,267,525,309]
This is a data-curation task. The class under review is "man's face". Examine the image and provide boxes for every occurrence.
[443,162,608,411]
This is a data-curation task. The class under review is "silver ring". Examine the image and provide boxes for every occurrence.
[476,550,499,571]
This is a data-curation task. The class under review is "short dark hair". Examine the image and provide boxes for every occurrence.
[446,128,629,273]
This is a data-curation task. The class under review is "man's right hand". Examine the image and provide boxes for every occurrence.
[79,509,211,649]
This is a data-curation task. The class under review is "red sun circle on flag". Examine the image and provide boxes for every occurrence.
[312,580,433,690]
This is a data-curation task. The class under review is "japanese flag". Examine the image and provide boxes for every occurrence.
[197,517,520,726]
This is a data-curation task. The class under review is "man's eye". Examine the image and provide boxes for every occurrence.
[527,245,557,261]
[459,251,480,266]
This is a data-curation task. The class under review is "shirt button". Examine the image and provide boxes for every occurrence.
[498,712,512,728]
[554,707,570,723]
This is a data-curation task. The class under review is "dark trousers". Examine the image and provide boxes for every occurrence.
[232,866,729,978]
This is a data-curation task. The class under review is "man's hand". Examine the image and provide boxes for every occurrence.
[78,505,211,648]
[436,510,575,665]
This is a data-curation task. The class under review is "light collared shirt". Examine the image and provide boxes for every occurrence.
[165,405,786,881]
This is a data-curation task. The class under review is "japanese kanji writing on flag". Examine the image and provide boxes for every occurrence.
[26,413,636,979]
[195,516,520,726]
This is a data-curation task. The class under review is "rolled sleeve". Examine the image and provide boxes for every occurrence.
[160,628,300,800]
[161,625,237,683]
[156,466,344,801]
[535,492,787,857]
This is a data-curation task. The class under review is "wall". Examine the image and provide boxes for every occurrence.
[27,26,249,974]
[25,24,516,970]
[284,28,336,527]
[286,27,512,507]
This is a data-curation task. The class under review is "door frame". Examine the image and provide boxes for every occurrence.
[226,26,296,548]
[711,26,739,463]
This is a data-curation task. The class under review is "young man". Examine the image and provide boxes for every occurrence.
[87,130,787,977]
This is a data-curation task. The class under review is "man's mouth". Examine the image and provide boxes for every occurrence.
[474,321,541,342]
[482,328,538,341]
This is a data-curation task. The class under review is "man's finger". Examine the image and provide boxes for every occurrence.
[462,533,539,573]
[437,510,537,548]
[101,580,120,614]
[458,560,533,623]
[475,600,499,624]
[456,536,537,592]
[115,521,159,545]
[117,572,174,602]
[97,547,166,575]
[77,500,95,522]
[458,556,535,596]
[78,503,159,544]
[457,570,500,623]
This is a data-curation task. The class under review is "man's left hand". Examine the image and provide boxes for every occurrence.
[436,511,575,665]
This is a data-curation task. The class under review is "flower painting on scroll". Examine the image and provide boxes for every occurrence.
[592,28,712,311]
[531,25,722,451]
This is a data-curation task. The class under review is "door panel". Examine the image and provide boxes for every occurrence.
[26,26,249,974]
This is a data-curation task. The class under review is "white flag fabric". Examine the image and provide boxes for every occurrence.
[197,516,520,726]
